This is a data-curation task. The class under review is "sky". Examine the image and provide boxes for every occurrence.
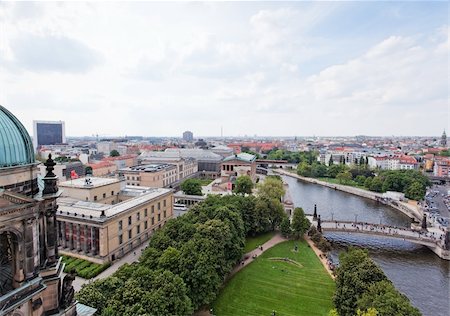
[0,1,448,137]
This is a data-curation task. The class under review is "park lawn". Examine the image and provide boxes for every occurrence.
[213,240,335,316]
[244,231,276,253]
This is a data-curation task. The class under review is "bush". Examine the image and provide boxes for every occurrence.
[317,239,332,252]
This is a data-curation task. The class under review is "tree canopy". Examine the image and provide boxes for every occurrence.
[333,248,421,316]
[291,207,310,239]
[110,150,120,157]
[233,175,253,195]
[257,176,285,201]
[181,179,203,196]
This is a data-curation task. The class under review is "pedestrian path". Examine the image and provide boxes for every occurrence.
[228,233,287,279]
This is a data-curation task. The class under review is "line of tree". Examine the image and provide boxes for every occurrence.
[76,177,289,315]
[297,160,430,200]
[331,248,421,316]
[265,149,318,164]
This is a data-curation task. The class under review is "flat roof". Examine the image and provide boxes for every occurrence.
[223,152,256,163]
[59,177,120,189]
[120,163,176,173]
[57,187,172,221]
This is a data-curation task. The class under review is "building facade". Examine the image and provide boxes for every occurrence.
[119,164,178,188]
[56,184,173,263]
[1,105,93,316]
[221,153,257,181]
[33,120,65,150]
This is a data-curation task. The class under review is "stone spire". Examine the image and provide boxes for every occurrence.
[42,154,59,196]
[441,130,447,147]
[313,204,317,220]
[317,215,322,233]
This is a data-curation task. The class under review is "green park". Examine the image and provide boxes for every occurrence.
[213,240,335,316]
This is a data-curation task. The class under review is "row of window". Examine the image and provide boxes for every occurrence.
[88,190,115,202]
[126,176,141,181]
[118,200,168,230]
[118,211,167,244]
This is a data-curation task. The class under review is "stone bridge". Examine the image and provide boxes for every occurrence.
[309,217,450,260]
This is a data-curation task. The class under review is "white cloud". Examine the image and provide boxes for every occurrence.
[0,2,447,137]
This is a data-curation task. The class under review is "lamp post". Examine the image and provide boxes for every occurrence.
[354,214,358,224]
[331,212,334,221]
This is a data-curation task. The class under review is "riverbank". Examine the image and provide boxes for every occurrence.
[275,169,422,222]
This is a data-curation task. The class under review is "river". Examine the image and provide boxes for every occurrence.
[282,175,450,316]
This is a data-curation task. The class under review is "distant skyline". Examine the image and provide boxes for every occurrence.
[0,2,448,137]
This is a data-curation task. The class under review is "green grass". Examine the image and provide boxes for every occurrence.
[213,240,335,316]
[244,231,276,253]
[199,179,214,186]
[317,177,367,189]
[61,255,110,279]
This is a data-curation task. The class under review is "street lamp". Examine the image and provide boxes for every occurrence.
[331,212,334,221]
[354,214,358,224]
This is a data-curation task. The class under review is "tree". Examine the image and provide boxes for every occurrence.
[110,150,120,157]
[328,155,334,166]
[405,181,426,201]
[336,171,352,184]
[369,177,384,192]
[255,196,286,232]
[297,161,312,177]
[334,249,387,316]
[355,175,366,186]
[257,177,285,201]
[364,177,373,189]
[291,207,310,239]
[357,280,421,316]
[311,163,327,178]
[359,157,366,165]
[181,179,203,196]
[280,217,291,238]
[233,176,253,195]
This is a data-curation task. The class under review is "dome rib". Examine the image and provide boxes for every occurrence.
[0,105,35,167]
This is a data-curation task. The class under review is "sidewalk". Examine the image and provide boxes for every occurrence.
[72,240,150,292]
[228,233,287,280]
[304,236,335,280]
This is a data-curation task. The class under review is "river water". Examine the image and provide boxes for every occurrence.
[282,175,450,316]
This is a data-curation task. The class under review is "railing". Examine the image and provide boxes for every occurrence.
[320,221,441,246]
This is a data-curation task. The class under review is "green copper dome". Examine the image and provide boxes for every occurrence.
[0,105,35,167]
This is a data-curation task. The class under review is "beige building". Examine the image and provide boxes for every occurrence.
[139,154,198,181]
[59,177,122,204]
[87,161,118,177]
[56,178,173,263]
[221,153,257,181]
[119,163,178,188]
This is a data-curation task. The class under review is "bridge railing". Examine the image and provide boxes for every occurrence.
[320,221,441,245]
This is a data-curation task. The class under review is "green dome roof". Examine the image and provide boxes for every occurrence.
[0,105,35,167]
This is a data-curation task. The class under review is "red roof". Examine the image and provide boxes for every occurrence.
[399,156,417,164]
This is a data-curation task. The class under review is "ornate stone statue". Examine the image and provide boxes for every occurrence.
[60,272,76,309]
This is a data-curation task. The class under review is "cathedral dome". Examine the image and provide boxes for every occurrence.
[0,105,35,167]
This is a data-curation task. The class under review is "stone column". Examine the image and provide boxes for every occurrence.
[69,223,74,249]
[76,224,81,251]
[83,225,89,253]
[91,227,97,255]
[45,203,58,264]
[23,217,37,280]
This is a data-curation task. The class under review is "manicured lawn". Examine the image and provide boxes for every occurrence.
[61,255,110,279]
[213,240,335,316]
[244,231,276,253]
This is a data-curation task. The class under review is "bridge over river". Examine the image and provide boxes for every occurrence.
[309,217,450,260]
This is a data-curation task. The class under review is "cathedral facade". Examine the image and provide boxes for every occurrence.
[0,106,92,316]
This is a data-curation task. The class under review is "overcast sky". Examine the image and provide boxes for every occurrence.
[0,1,448,137]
